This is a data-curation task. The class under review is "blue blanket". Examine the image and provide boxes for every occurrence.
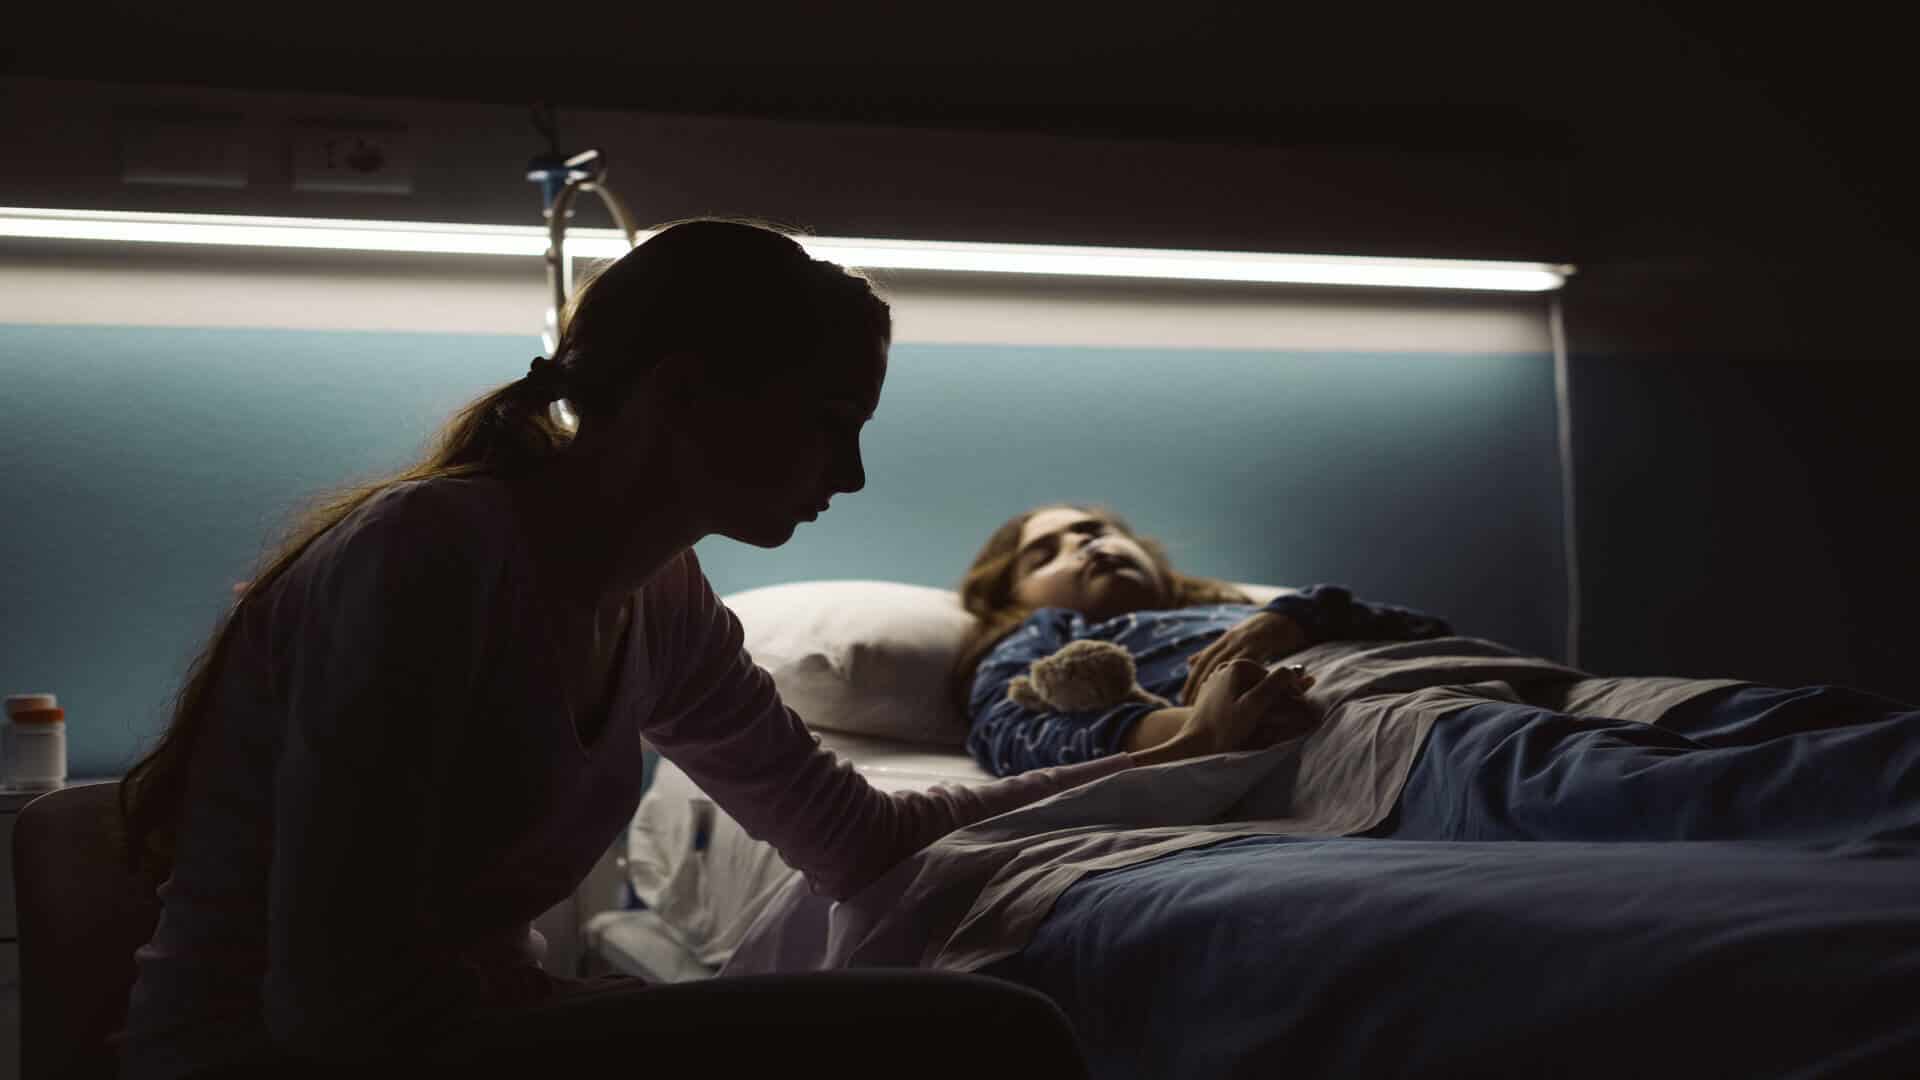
[726,673,1920,1076]
[984,685,1920,1078]
[989,834,1920,1078]
[1372,684,1920,845]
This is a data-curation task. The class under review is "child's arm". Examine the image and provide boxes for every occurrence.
[1262,584,1452,645]
[965,610,1164,776]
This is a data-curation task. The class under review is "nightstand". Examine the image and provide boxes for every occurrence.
[3,781,113,1080]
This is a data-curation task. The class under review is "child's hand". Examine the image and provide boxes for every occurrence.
[1182,612,1307,705]
[1132,660,1319,765]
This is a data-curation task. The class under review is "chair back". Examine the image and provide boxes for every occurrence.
[11,782,162,1080]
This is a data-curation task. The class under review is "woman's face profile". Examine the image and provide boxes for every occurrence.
[688,334,888,549]
[1009,507,1167,621]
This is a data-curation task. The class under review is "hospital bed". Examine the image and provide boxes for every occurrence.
[565,578,1920,1078]
[583,728,993,981]
[576,576,1292,982]
[573,579,1030,982]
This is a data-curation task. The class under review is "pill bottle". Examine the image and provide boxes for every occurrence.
[3,693,68,793]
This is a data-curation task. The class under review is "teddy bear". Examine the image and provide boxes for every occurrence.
[1007,639,1171,713]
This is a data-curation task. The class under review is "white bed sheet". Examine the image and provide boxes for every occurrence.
[586,728,991,979]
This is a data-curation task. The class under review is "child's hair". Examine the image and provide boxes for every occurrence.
[119,218,891,875]
[948,504,1249,714]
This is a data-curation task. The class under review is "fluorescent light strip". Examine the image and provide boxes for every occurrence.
[0,207,1572,292]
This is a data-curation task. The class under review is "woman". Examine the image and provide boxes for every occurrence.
[955,504,1920,847]
[116,222,1133,1079]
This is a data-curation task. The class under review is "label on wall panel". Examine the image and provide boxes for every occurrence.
[289,125,415,195]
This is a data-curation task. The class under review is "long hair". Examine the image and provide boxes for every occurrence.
[119,217,891,874]
[948,505,1250,714]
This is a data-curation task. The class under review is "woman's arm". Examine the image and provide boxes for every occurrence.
[964,610,1162,776]
[263,487,534,1059]
[644,555,1133,901]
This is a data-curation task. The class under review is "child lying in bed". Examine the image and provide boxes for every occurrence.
[954,503,1920,846]
[952,504,1453,775]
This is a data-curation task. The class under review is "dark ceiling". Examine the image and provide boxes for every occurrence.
[0,2,1878,149]
[5,1,1910,252]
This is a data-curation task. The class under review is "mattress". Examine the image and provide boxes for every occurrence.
[585,728,990,980]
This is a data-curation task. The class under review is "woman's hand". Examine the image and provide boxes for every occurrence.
[1182,611,1307,705]
[1128,659,1318,767]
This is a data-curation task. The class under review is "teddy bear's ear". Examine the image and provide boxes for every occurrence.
[1087,639,1138,674]
[1008,675,1048,712]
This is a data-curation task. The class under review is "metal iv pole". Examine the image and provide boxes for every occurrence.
[525,104,641,357]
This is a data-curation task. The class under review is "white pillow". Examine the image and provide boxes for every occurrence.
[721,579,1297,748]
[724,580,976,747]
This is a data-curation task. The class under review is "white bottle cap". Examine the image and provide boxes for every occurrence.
[6,694,58,715]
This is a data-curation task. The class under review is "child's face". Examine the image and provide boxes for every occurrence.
[1010,507,1167,621]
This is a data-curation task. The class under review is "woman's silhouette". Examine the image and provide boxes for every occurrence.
[116,220,1126,1078]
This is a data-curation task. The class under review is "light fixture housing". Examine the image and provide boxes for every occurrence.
[0,206,1574,292]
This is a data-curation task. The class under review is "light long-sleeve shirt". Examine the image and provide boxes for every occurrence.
[968,589,1452,775]
[122,475,1130,1078]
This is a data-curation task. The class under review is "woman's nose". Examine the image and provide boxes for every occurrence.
[832,448,866,495]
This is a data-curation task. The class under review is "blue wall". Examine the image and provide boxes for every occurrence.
[0,325,1564,776]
